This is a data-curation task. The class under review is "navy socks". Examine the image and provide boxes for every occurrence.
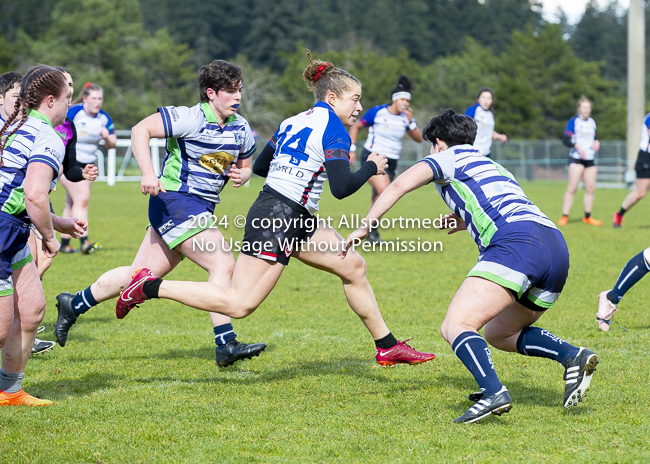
[214,324,237,348]
[607,250,650,304]
[72,286,98,316]
[452,331,503,396]
[516,327,579,367]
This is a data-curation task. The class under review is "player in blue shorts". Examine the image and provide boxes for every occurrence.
[344,109,599,423]
[53,60,266,367]
[115,51,436,366]
[558,96,602,226]
[59,82,116,254]
[0,65,86,406]
[348,76,423,242]
[597,246,650,331]
[612,112,650,227]
[464,87,507,158]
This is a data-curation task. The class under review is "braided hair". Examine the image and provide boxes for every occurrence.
[303,49,360,102]
[0,65,67,157]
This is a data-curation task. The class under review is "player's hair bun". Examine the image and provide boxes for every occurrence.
[303,49,335,91]
[396,75,412,92]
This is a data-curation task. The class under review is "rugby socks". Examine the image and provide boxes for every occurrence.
[0,369,23,394]
[516,327,579,366]
[61,237,70,247]
[607,251,650,304]
[618,207,627,217]
[142,278,162,299]
[72,286,98,316]
[374,332,398,349]
[214,324,237,348]
[79,236,88,248]
[584,212,591,219]
[452,332,503,395]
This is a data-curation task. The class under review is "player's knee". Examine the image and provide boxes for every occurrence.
[342,254,367,283]
[22,299,46,331]
[229,304,256,319]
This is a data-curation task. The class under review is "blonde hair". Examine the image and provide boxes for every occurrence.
[577,95,591,109]
[303,49,360,102]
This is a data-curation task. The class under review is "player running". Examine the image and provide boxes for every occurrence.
[464,87,507,158]
[59,82,116,254]
[54,60,266,367]
[344,109,598,423]
[597,247,649,331]
[0,65,86,406]
[348,76,423,242]
[115,51,436,366]
[612,112,650,228]
[558,96,602,226]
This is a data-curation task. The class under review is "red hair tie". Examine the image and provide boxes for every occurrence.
[314,64,329,82]
[83,82,93,89]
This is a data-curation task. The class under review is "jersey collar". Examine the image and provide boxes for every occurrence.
[27,109,53,127]
[201,102,237,126]
[314,101,336,113]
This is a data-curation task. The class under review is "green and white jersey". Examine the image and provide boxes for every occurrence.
[0,110,65,221]
[157,103,256,204]
[420,144,556,252]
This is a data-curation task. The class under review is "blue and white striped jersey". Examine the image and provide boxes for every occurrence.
[639,113,650,152]
[360,104,410,159]
[565,116,597,160]
[67,104,115,164]
[265,101,350,214]
[157,103,256,204]
[420,144,556,252]
[0,111,65,221]
[465,103,494,156]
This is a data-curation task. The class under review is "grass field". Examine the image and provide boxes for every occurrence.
[2,177,649,463]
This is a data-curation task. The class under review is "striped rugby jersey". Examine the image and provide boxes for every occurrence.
[0,110,65,221]
[67,104,115,164]
[157,103,256,204]
[265,101,350,215]
[420,144,556,251]
[465,103,494,156]
[565,116,597,160]
[360,104,410,159]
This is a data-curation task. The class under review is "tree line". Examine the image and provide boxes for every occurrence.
[0,0,640,139]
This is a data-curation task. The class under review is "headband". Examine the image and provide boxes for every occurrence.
[392,91,411,101]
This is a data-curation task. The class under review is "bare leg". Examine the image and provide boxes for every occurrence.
[1,263,44,374]
[59,177,92,239]
[158,253,285,318]
[562,163,585,216]
[27,232,52,279]
[582,166,598,214]
[59,175,74,241]
[294,224,390,340]
[90,227,182,302]
[368,174,391,207]
[621,178,650,211]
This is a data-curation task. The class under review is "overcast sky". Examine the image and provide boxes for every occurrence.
[541,0,630,24]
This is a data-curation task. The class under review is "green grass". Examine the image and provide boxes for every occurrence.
[2,178,650,463]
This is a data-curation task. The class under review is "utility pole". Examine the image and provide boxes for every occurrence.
[627,0,645,186]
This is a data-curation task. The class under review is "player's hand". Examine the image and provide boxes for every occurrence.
[577,146,586,160]
[340,226,369,259]
[141,174,166,196]
[404,107,414,122]
[227,164,246,187]
[54,217,88,237]
[366,152,387,175]
[498,133,507,143]
[593,140,600,152]
[83,164,99,181]
[437,213,467,235]
[42,236,60,258]
[100,127,109,139]
[349,150,357,164]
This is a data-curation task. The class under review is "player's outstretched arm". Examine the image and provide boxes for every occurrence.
[132,113,166,196]
[341,161,434,257]
[228,157,252,188]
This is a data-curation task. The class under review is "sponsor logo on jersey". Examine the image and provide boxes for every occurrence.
[199,151,236,175]
[284,241,293,258]
[158,220,174,235]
